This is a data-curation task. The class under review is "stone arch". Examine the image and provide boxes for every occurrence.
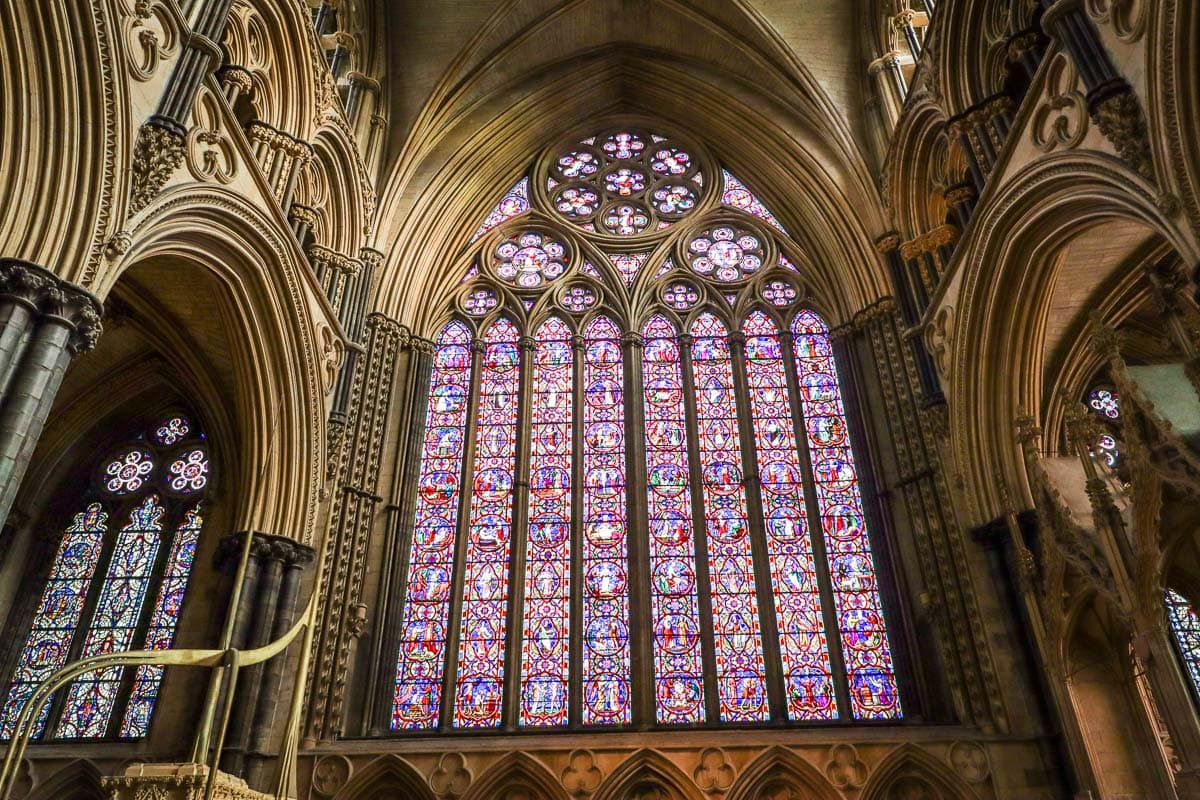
[725,746,842,800]
[301,126,370,253]
[947,152,1196,523]
[931,0,1026,117]
[25,759,105,800]
[593,750,705,800]
[886,96,962,238]
[333,754,434,800]
[1150,0,1200,239]
[860,744,979,800]
[99,184,336,545]
[461,752,570,800]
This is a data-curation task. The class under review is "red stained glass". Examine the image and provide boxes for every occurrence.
[582,315,632,725]
[453,318,521,727]
[642,315,705,724]
[121,505,203,737]
[59,496,166,738]
[392,321,474,730]
[0,505,107,738]
[520,318,572,726]
[689,313,768,722]
[742,311,836,720]
[791,310,900,720]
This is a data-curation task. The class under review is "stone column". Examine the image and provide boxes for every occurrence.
[0,260,102,532]
[894,10,922,62]
[1040,0,1153,177]
[131,0,239,213]
[868,53,906,134]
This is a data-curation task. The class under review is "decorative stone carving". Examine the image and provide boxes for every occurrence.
[825,744,868,790]
[1085,0,1147,42]
[948,740,991,783]
[1089,85,1155,179]
[186,87,238,184]
[1032,52,1088,152]
[103,763,271,800]
[121,0,178,81]
[129,121,185,214]
[429,752,472,798]
[561,750,603,797]
[311,755,353,797]
[693,748,735,794]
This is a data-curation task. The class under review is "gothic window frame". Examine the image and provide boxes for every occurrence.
[0,411,214,742]
[383,123,910,735]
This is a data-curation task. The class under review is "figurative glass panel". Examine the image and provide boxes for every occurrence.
[1166,589,1200,700]
[393,321,474,729]
[792,311,901,720]
[0,505,108,738]
[520,318,573,726]
[689,313,768,722]
[642,315,705,724]
[453,318,521,728]
[581,315,631,725]
[59,497,166,738]
[743,311,836,720]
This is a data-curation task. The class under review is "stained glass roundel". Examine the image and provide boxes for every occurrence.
[544,128,707,237]
[492,231,571,289]
[684,225,767,283]
[104,448,155,495]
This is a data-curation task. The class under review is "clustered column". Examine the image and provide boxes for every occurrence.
[0,259,102,532]
[214,532,315,786]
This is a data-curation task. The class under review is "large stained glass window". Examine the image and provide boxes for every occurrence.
[0,415,211,740]
[1166,589,1200,702]
[390,124,903,731]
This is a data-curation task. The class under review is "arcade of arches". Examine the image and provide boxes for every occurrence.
[0,1,1199,799]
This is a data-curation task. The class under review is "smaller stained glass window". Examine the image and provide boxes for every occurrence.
[663,282,701,311]
[464,287,499,316]
[494,232,569,289]
[603,132,645,160]
[609,252,649,287]
[762,280,798,307]
[686,226,764,283]
[167,448,209,494]
[104,449,155,495]
[1166,589,1200,701]
[472,178,530,242]
[561,285,598,313]
[1089,388,1120,420]
[154,418,190,446]
[721,171,786,234]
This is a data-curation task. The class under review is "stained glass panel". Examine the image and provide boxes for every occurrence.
[154,417,190,446]
[59,496,165,738]
[689,313,768,722]
[393,321,474,730]
[1166,589,1200,700]
[582,316,631,725]
[1089,388,1120,420]
[791,310,900,720]
[721,170,786,234]
[520,319,573,727]
[166,448,209,494]
[0,505,107,738]
[642,315,705,724]
[120,505,203,738]
[743,311,836,720]
[453,318,521,728]
[472,177,530,242]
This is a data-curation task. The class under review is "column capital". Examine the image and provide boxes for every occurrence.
[0,259,104,355]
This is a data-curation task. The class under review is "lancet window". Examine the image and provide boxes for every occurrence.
[391,127,902,732]
[0,415,210,740]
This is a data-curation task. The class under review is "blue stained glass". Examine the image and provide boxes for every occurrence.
[59,496,166,738]
[454,318,521,728]
[1166,589,1200,700]
[120,505,203,738]
[0,505,108,738]
[792,310,900,720]
[520,318,572,727]
[582,315,632,725]
[689,313,768,722]
[393,321,474,730]
[643,315,705,724]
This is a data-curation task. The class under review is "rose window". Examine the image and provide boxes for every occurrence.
[155,417,191,446]
[546,129,706,236]
[104,449,155,495]
[685,226,765,283]
[762,279,798,306]
[663,282,701,311]
[464,288,499,316]
[168,448,210,494]
[493,232,570,289]
[561,285,598,313]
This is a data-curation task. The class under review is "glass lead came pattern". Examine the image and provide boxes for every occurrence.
[686,227,764,283]
[792,311,900,720]
[154,417,190,446]
[721,170,786,234]
[0,505,108,738]
[105,449,154,495]
[59,496,166,738]
[1166,589,1200,699]
[494,232,569,289]
[664,282,700,311]
[121,505,204,737]
[464,287,498,316]
[643,316,705,724]
[689,314,769,722]
[472,177,530,242]
[743,312,836,720]
[582,316,632,725]
[520,319,573,727]
[393,321,474,730]
[609,252,648,287]
[167,448,209,494]
[454,319,521,728]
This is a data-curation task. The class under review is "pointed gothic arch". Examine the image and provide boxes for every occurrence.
[461,752,570,800]
[592,750,705,800]
[333,754,434,800]
[860,744,979,800]
[25,759,105,800]
[725,746,841,800]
